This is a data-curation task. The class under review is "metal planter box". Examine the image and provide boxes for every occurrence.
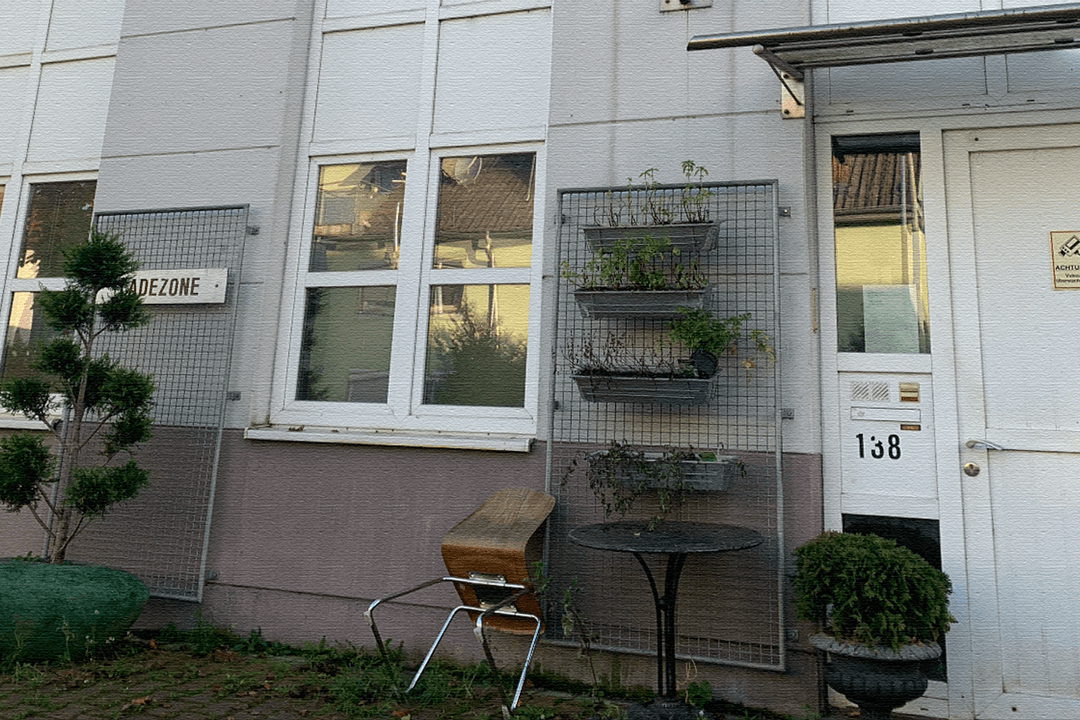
[586,450,740,492]
[571,374,710,405]
[572,287,707,319]
[582,222,719,253]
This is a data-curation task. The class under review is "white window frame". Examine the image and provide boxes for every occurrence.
[0,171,98,430]
[264,144,545,447]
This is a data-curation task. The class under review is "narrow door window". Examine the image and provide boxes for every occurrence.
[832,134,929,354]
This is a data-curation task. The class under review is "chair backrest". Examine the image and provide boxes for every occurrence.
[441,487,555,634]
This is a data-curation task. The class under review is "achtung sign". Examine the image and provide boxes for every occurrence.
[1051,232,1080,289]
[125,269,228,304]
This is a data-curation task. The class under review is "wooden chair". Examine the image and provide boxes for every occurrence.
[365,487,555,710]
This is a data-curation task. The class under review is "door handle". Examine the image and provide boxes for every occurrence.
[965,439,1005,451]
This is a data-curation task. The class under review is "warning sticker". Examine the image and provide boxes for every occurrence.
[1051,231,1080,289]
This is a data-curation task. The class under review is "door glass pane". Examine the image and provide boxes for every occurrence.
[296,286,395,402]
[833,134,929,353]
[18,181,96,279]
[310,161,407,272]
[424,283,529,407]
[2,292,61,382]
[433,153,535,269]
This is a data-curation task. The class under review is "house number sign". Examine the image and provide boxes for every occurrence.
[1051,231,1080,289]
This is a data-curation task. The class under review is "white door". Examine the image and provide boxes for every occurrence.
[945,124,1080,720]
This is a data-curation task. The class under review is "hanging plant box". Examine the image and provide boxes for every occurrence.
[571,374,710,405]
[573,286,707,319]
[582,222,719,253]
[585,450,740,492]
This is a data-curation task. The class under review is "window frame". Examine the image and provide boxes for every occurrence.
[270,143,545,440]
[0,172,98,429]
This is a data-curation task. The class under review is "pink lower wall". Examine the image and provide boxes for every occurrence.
[129,431,824,716]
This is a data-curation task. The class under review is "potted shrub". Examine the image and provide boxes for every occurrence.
[0,229,154,660]
[793,531,955,720]
[562,235,708,319]
[582,161,721,252]
[564,440,741,530]
[668,307,774,379]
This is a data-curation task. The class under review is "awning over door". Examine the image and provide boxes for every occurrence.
[687,3,1080,116]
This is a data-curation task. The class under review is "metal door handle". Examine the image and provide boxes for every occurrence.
[965,439,1005,451]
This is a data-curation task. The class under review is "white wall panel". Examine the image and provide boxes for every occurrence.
[433,10,551,135]
[1006,49,1080,92]
[825,0,980,23]
[46,0,123,51]
[102,22,292,157]
[0,67,29,167]
[825,57,988,105]
[0,0,43,58]
[312,25,424,146]
[325,0,424,18]
[119,0,300,37]
[28,58,115,164]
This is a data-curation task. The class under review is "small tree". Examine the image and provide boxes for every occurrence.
[0,229,153,563]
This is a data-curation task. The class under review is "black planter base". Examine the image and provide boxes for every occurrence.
[810,634,942,720]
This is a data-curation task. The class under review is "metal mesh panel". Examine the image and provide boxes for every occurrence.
[547,182,785,671]
[66,206,248,601]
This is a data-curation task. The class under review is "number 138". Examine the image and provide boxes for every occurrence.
[856,433,901,460]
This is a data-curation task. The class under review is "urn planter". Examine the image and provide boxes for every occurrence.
[571,374,710,405]
[572,287,707,319]
[582,222,720,253]
[810,634,943,720]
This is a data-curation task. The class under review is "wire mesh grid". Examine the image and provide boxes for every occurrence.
[64,206,248,600]
[546,181,784,671]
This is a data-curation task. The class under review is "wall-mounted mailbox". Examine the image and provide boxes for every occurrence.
[839,373,937,509]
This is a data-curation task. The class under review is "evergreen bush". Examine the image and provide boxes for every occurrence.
[792,531,954,650]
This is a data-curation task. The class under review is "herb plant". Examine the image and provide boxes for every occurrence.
[0,230,154,563]
[564,440,697,530]
[793,531,955,650]
[561,236,704,291]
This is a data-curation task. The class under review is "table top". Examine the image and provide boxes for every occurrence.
[569,520,764,555]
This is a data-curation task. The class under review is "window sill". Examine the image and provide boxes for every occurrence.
[244,425,534,452]
[0,414,56,431]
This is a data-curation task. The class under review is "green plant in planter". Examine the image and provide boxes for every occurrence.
[678,160,712,224]
[793,531,955,650]
[0,230,153,564]
[597,162,714,227]
[669,307,774,379]
[561,236,704,291]
[563,440,696,530]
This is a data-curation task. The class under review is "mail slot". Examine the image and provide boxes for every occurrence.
[850,407,921,423]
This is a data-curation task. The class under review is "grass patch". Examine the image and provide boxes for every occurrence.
[0,624,805,720]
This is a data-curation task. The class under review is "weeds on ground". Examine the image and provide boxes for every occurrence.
[0,621,804,720]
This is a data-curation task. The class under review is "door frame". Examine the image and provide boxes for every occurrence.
[814,108,1080,720]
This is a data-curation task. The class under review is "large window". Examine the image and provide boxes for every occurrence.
[283,150,540,436]
[1,180,96,382]
[832,135,929,354]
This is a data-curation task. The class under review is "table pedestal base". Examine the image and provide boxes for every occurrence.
[626,699,714,720]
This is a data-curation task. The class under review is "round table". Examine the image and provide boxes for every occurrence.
[569,520,764,699]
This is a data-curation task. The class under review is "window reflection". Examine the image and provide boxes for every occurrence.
[424,284,529,407]
[311,161,407,272]
[296,286,396,402]
[18,181,96,279]
[833,135,929,354]
[434,153,535,269]
[2,292,60,382]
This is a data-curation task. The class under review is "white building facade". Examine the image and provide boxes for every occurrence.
[2,1,1080,717]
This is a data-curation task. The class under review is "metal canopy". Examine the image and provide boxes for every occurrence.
[688,4,1080,80]
[687,4,1080,117]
